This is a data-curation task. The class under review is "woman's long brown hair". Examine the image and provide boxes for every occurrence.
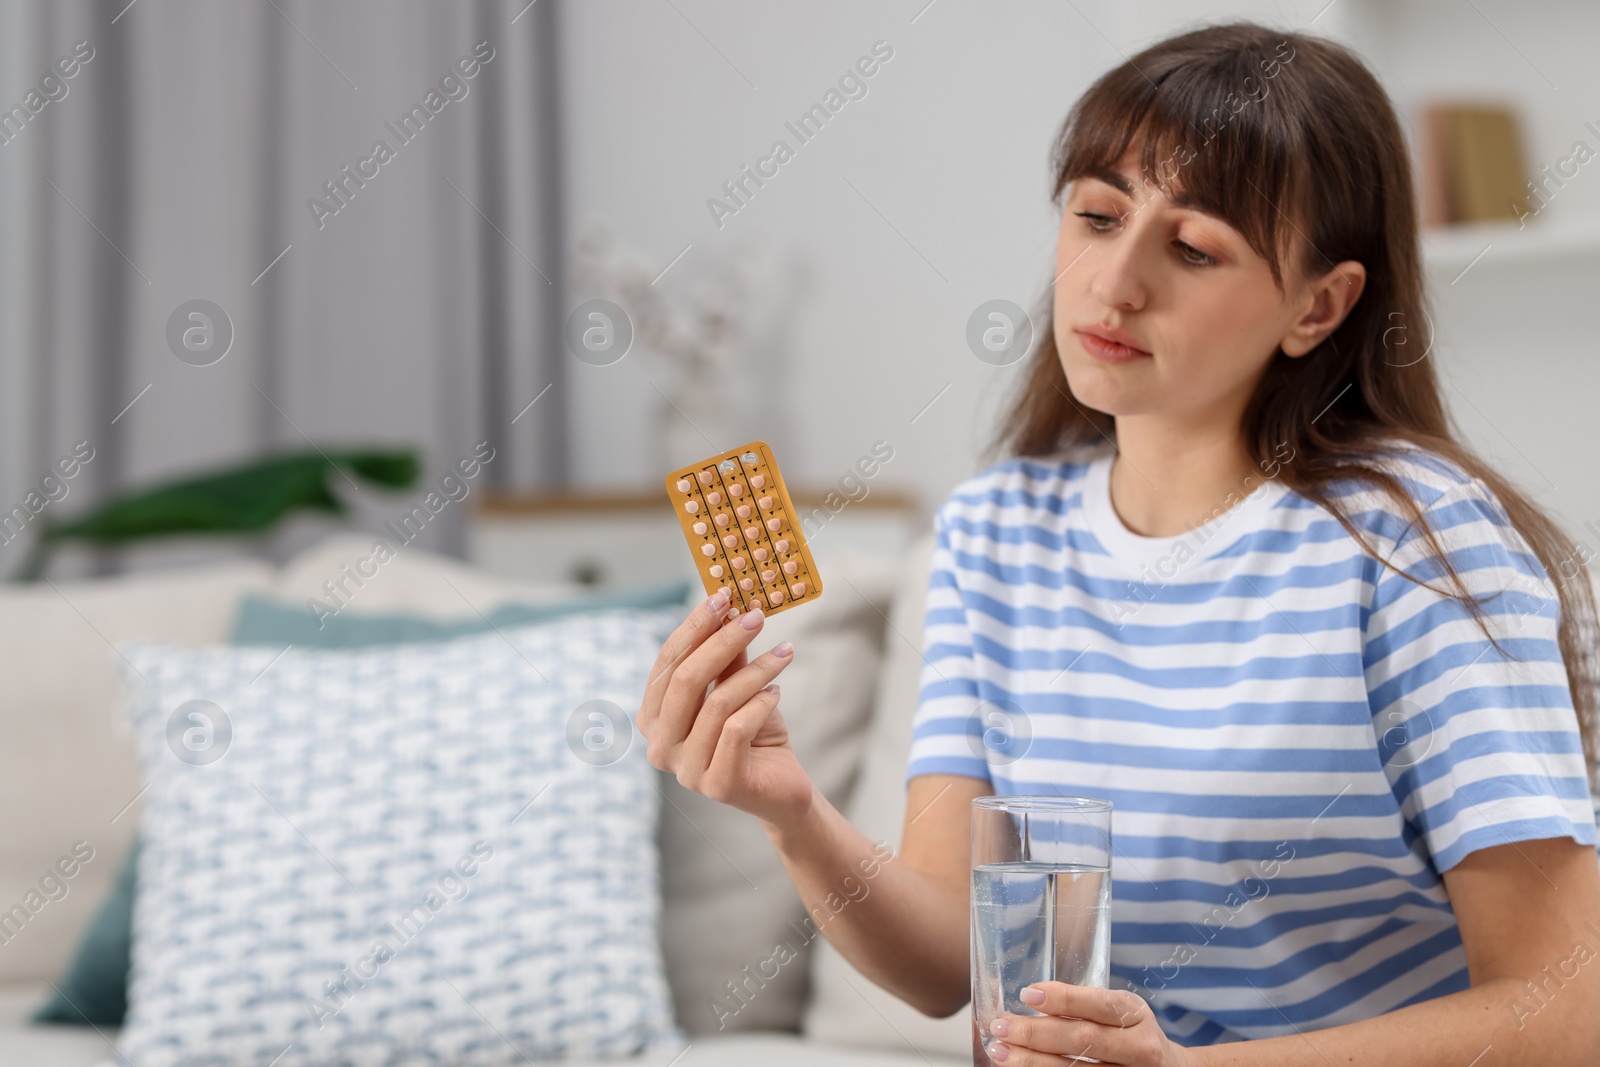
[988,21,1598,778]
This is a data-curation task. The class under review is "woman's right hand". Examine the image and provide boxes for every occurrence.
[637,589,812,829]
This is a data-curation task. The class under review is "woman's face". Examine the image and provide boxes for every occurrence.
[1052,141,1360,430]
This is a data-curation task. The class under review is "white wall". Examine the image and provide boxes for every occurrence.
[557,1,1103,522]
[558,0,1600,538]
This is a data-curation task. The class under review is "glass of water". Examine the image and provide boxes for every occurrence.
[971,795,1112,1064]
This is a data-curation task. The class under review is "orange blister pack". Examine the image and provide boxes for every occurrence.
[665,441,822,618]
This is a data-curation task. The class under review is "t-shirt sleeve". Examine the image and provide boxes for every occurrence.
[1364,478,1598,874]
[904,500,994,788]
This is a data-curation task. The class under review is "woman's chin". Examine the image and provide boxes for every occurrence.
[1060,363,1150,420]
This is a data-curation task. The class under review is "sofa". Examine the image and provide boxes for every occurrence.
[0,529,978,1065]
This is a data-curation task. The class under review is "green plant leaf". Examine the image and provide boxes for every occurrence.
[11,449,420,582]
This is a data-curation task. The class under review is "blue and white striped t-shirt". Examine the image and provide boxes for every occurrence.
[905,441,1597,1046]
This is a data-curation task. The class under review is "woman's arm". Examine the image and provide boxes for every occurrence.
[760,772,989,1018]
[992,835,1600,1066]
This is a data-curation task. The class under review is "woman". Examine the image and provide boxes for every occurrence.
[638,21,1600,1066]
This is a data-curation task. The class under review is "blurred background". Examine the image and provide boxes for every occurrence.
[2,3,1599,1061]
[1,0,1597,587]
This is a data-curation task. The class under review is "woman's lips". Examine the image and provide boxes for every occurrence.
[1076,330,1151,365]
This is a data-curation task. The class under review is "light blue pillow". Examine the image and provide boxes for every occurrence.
[115,610,687,1064]
[33,579,697,1032]
[230,578,693,648]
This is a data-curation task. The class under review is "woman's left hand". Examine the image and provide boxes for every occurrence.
[986,982,1196,1066]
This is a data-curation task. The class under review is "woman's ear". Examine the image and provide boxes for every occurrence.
[1280,260,1367,357]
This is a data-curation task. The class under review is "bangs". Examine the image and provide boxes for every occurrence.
[1049,40,1309,289]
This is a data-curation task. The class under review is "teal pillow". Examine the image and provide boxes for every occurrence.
[230,578,694,647]
[35,578,694,1027]
[32,838,138,1026]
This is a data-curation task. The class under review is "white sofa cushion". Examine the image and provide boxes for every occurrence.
[264,530,587,617]
[115,611,685,1064]
[802,530,976,1060]
[0,981,110,1066]
[0,560,273,986]
[1,979,969,1067]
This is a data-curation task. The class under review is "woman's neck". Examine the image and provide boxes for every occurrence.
[1107,414,1260,537]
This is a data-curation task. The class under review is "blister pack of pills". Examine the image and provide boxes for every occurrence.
[666,441,822,618]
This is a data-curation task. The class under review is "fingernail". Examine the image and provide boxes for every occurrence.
[989,1043,1009,1062]
[739,607,764,630]
[706,589,729,612]
[761,683,780,696]
[1020,986,1045,1005]
[770,641,793,658]
[991,1017,1011,1038]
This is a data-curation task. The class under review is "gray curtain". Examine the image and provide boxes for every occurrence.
[0,0,567,577]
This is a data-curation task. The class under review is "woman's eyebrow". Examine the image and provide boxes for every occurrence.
[1080,166,1211,214]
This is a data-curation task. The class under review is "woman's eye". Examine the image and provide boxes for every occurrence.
[1074,211,1217,267]
[1073,210,1118,233]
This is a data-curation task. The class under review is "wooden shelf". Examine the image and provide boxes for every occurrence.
[469,487,922,589]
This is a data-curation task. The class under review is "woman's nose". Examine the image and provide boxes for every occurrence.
[1087,229,1149,312]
